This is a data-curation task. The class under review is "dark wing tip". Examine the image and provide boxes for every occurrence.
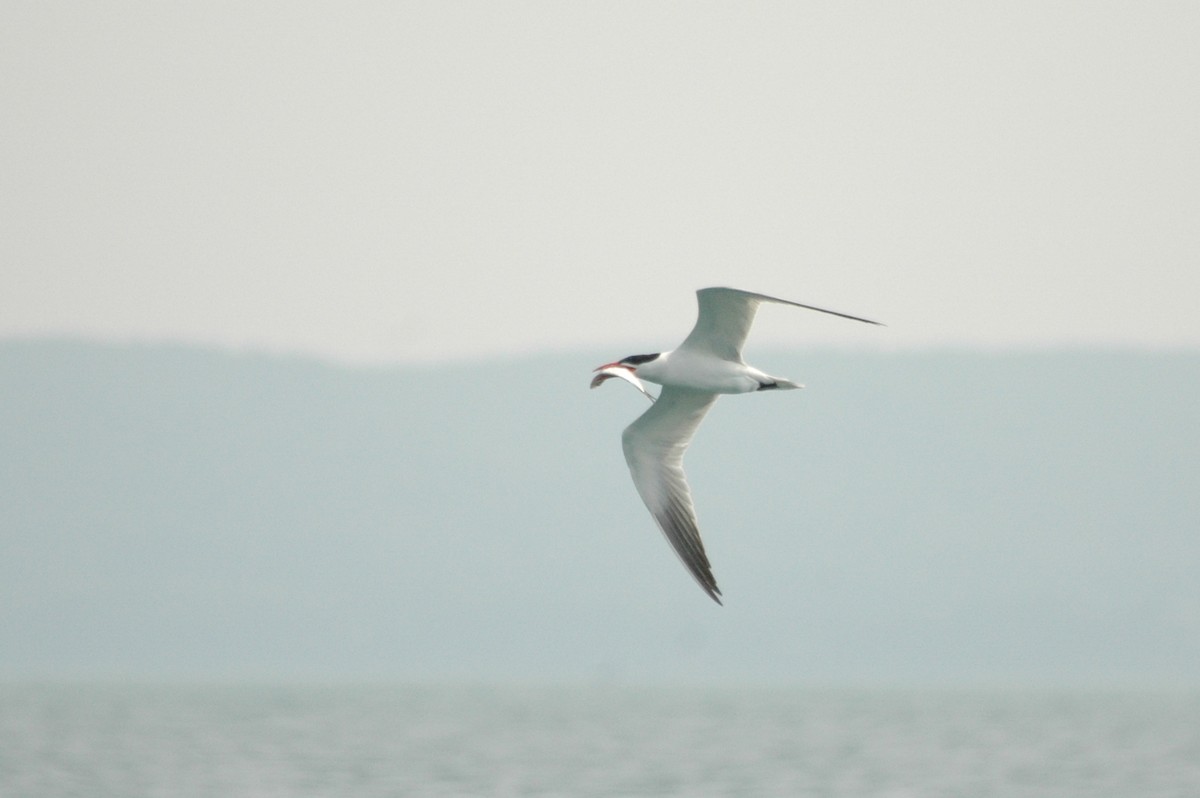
[708,585,724,605]
[796,305,885,327]
[656,503,724,605]
[694,576,722,605]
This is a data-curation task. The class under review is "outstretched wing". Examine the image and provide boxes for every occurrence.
[621,386,722,603]
[678,287,883,361]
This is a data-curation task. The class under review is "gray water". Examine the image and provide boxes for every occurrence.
[2,684,1198,797]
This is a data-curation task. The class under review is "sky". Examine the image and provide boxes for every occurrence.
[2,2,1197,364]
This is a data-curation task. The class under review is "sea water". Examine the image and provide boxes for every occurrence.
[1,683,1198,797]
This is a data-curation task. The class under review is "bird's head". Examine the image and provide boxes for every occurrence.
[590,353,661,401]
[593,352,661,373]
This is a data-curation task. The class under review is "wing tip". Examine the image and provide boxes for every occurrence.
[689,558,723,605]
[697,286,884,327]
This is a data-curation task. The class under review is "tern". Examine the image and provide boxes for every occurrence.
[592,287,882,604]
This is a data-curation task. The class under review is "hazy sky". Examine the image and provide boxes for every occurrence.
[3,2,1197,363]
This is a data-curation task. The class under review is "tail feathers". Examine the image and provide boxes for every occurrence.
[756,378,804,391]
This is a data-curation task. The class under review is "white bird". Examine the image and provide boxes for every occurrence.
[592,287,882,604]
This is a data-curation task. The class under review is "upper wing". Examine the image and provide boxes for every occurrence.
[678,287,883,361]
[621,386,722,603]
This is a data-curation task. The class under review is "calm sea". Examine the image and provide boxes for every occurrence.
[1,683,1197,797]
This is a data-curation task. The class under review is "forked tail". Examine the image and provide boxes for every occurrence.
[756,378,804,391]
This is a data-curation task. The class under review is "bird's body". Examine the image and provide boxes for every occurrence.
[632,349,803,394]
[592,287,881,604]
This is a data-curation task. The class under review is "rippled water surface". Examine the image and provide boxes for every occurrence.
[2,684,1198,797]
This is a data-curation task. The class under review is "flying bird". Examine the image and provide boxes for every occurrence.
[592,287,882,604]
